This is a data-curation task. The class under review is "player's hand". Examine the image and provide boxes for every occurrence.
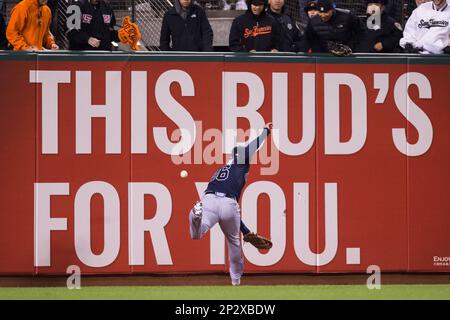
[404,43,422,54]
[374,42,383,52]
[249,49,256,53]
[265,122,273,130]
[243,232,273,250]
[270,49,279,53]
[88,37,101,48]
[51,43,59,50]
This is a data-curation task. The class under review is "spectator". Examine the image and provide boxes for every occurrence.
[222,0,248,10]
[416,0,431,6]
[6,0,58,51]
[400,0,450,54]
[300,0,364,53]
[384,0,426,22]
[229,0,281,52]
[304,0,319,19]
[160,0,213,51]
[357,0,403,53]
[0,0,7,49]
[267,0,303,52]
[383,0,401,20]
[298,0,313,24]
[68,0,121,51]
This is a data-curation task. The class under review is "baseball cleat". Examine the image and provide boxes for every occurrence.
[189,202,203,239]
[192,201,203,218]
[191,202,203,228]
[232,279,240,286]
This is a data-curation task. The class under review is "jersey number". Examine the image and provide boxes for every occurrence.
[215,165,231,181]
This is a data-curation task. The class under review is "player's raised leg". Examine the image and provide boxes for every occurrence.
[219,198,244,285]
[189,194,219,240]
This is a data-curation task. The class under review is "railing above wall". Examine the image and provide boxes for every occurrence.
[1,51,450,61]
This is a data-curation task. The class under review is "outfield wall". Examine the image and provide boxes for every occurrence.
[0,52,449,275]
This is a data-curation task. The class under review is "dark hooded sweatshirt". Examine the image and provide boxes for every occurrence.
[160,0,213,51]
[0,0,6,49]
[68,0,120,51]
[266,7,303,52]
[356,11,403,53]
[229,1,281,52]
[300,9,364,53]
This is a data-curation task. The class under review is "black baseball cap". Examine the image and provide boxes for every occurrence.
[250,0,266,5]
[304,1,318,13]
[317,0,334,12]
[366,0,387,5]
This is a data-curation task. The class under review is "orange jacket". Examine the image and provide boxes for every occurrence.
[6,0,55,50]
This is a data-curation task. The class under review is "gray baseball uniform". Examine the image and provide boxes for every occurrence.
[189,128,271,285]
[190,193,243,284]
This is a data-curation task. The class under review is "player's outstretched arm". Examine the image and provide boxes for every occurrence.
[244,123,273,162]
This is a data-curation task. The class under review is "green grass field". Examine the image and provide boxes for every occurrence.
[1,285,450,300]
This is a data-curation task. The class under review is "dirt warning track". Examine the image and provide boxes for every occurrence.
[0,273,449,287]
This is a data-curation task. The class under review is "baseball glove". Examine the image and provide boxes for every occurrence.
[118,16,141,51]
[243,232,273,250]
[327,41,352,57]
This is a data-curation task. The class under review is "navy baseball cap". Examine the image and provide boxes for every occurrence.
[304,1,318,13]
[366,0,387,5]
[250,0,266,5]
[317,0,334,12]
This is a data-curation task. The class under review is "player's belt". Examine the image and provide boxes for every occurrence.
[205,191,236,200]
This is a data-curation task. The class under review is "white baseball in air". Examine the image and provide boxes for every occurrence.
[180,170,188,178]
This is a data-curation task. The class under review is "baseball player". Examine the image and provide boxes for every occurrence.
[400,0,450,54]
[189,123,273,286]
